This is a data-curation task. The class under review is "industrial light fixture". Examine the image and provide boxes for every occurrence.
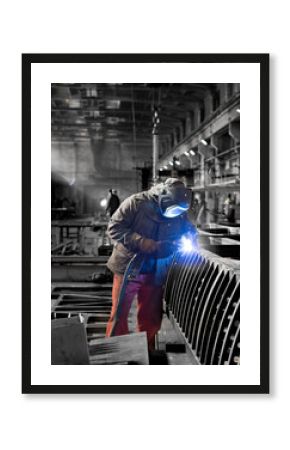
[163,165,168,169]
[106,99,120,109]
[189,149,195,156]
[100,198,107,208]
[160,168,164,172]
[175,160,181,166]
[236,108,240,113]
[184,150,190,156]
[169,161,174,166]
[200,139,208,146]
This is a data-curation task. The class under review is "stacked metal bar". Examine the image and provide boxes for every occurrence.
[51,283,112,341]
[164,250,240,365]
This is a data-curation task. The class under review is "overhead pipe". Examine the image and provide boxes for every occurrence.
[152,88,162,185]
[152,130,159,185]
[152,104,160,185]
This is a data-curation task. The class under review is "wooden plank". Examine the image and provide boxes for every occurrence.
[89,332,149,365]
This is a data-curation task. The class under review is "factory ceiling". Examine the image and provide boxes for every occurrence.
[51,83,218,146]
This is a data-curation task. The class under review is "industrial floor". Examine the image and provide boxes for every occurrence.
[51,281,192,365]
[128,298,193,365]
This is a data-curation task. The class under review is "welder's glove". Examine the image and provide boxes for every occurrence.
[139,238,159,254]
[129,233,158,254]
[156,240,178,258]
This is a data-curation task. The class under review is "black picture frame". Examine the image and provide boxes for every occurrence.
[22,53,269,394]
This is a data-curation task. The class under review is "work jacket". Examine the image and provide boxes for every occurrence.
[106,189,197,286]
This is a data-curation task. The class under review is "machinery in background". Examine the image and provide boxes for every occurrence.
[51,218,113,283]
[198,223,240,259]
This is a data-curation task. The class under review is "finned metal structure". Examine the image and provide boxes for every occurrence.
[164,249,240,365]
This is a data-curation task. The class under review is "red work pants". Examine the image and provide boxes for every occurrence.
[106,273,163,350]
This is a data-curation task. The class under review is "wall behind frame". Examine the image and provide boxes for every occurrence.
[1,2,286,450]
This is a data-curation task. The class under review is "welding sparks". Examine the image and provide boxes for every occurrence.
[179,236,196,253]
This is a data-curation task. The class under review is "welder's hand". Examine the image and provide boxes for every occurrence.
[156,240,178,258]
[138,237,159,254]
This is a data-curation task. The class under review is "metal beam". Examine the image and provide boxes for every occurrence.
[158,95,240,166]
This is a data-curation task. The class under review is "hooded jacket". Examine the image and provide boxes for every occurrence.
[106,182,197,285]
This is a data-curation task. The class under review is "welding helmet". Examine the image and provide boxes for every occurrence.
[159,178,192,218]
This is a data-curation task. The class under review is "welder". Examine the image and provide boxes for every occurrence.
[105,178,197,350]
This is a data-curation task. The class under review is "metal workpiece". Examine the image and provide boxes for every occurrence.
[164,249,240,365]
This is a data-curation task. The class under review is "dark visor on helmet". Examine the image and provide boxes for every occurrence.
[160,188,192,218]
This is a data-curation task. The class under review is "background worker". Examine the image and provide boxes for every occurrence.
[223,193,236,224]
[105,178,197,350]
[106,188,120,217]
